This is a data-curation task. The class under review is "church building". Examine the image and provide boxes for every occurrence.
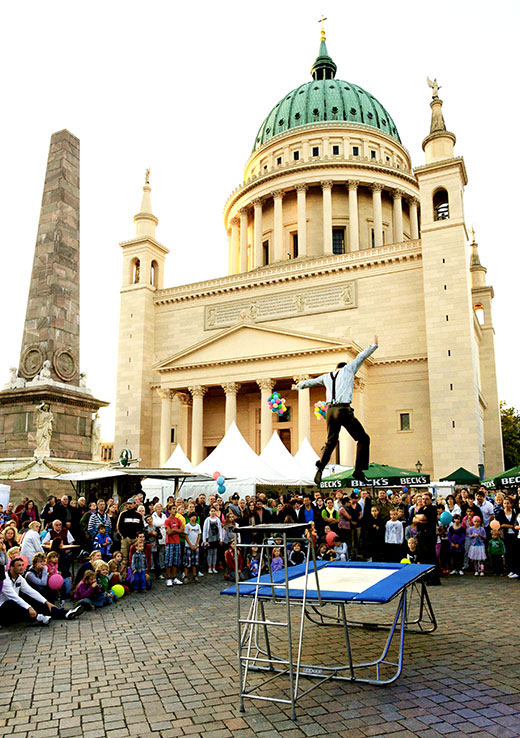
[114,31,503,481]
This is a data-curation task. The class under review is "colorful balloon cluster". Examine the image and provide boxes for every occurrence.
[267,392,287,416]
[314,400,327,420]
[213,470,226,495]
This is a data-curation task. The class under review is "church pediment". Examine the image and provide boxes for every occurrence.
[154,323,355,373]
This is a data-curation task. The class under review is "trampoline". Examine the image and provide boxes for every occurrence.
[221,524,437,719]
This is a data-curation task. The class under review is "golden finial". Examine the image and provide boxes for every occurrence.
[145,168,150,186]
[469,226,476,243]
[318,15,327,41]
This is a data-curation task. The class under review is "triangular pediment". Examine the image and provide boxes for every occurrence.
[154,323,356,372]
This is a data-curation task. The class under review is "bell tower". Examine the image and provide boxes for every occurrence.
[114,172,168,464]
[415,81,485,479]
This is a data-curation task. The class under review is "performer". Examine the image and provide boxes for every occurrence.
[293,337,378,485]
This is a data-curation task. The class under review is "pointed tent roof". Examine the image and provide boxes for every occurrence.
[440,467,480,485]
[260,432,314,484]
[482,465,520,489]
[294,437,320,477]
[194,422,308,484]
[163,443,194,472]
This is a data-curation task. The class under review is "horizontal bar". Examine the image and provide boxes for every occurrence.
[239,618,288,626]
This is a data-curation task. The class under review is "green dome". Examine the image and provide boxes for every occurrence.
[253,40,401,151]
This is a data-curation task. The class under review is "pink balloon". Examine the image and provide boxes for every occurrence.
[490,520,500,531]
[48,574,64,591]
[20,555,29,570]
[212,471,220,481]
[326,532,338,547]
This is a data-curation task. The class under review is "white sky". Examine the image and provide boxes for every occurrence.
[1,0,518,441]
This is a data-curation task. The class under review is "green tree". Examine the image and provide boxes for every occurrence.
[500,401,520,470]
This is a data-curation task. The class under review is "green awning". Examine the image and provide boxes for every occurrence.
[320,462,430,490]
[482,465,520,489]
[439,467,480,485]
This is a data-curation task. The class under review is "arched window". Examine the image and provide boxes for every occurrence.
[474,304,485,325]
[433,188,449,220]
[150,260,158,287]
[131,258,140,284]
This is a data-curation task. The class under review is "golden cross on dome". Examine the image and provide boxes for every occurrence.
[318,15,327,40]
[145,168,150,185]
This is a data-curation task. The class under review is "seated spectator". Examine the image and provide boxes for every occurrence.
[0,559,85,627]
[288,541,305,567]
[25,553,52,599]
[20,521,44,562]
[332,536,349,562]
[93,559,117,601]
[42,519,75,548]
[3,526,19,551]
[73,570,111,608]
[74,550,102,586]
[0,534,7,569]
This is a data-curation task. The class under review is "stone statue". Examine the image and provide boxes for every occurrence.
[40,360,52,380]
[6,367,25,389]
[34,402,54,457]
[145,168,150,185]
[427,77,441,98]
[79,372,87,388]
[90,412,102,460]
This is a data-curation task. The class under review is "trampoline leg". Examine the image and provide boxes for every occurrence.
[341,603,355,679]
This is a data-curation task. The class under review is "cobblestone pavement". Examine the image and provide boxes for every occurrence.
[0,574,519,738]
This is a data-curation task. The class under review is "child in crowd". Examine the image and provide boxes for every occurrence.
[385,509,404,562]
[46,547,72,599]
[224,538,243,580]
[247,546,260,577]
[203,507,224,574]
[164,509,184,586]
[107,558,130,594]
[288,541,305,566]
[183,511,201,582]
[332,536,349,562]
[404,518,419,541]
[406,536,418,563]
[93,523,112,560]
[74,550,102,586]
[271,547,284,572]
[73,570,111,608]
[94,559,117,600]
[487,530,506,575]
[468,516,487,576]
[448,514,466,575]
[366,507,385,562]
[131,541,148,593]
[25,552,51,598]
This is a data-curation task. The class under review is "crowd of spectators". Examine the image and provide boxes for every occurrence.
[1,484,519,628]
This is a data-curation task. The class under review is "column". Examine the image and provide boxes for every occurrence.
[296,184,308,257]
[222,382,241,431]
[409,197,419,239]
[347,180,360,251]
[252,198,263,268]
[230,217,240,274]
[239,208,249,273]
[256,378,274,451]
[188,385,206,465]
[157,388,174,466]
[393,189,404,243]
[272,190,284,262]
[176,392,192,455]
[293,374,311,446]
[371,183,383,247]
[321,180,333,255]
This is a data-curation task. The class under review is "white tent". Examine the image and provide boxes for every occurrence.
[260,432,314,484]
[140,477,176,507]
[162,443,194,471]
[293,437,320,478]
[194,421,303,483]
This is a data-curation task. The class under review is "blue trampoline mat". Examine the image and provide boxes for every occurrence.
[221,561,434,603]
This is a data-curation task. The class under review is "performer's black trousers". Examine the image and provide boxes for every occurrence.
[318,404,369,473]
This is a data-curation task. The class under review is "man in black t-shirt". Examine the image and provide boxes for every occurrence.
[117,498,145,562]
[415,492,440,584]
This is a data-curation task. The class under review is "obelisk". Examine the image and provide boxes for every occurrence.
[0,131,108,491]
[18,130,81,384]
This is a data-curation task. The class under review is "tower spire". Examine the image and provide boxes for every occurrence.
[422,77,456,163]
[134,168,158,238]
[311,17,337,80]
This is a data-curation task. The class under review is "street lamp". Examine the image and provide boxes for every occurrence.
[415,460,423,474]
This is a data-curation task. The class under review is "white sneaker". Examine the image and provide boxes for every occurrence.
[449,570,457,575]
[459,570,464,575]
[479,572,484,576]
[198,571,204,577]
[474,571,479,576]
[207,569,213,574]
[173,578,183,585]
[166,579,173,587]
[508,573,519,579]
[36,614,51,625]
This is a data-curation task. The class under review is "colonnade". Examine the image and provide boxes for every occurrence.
[228,181,420,272]
[157,377,366,467]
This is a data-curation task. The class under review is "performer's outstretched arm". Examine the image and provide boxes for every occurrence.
[348,335,378,374]
[292,375,325,391]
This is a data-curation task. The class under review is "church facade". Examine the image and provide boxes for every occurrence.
[114,35,503,481]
